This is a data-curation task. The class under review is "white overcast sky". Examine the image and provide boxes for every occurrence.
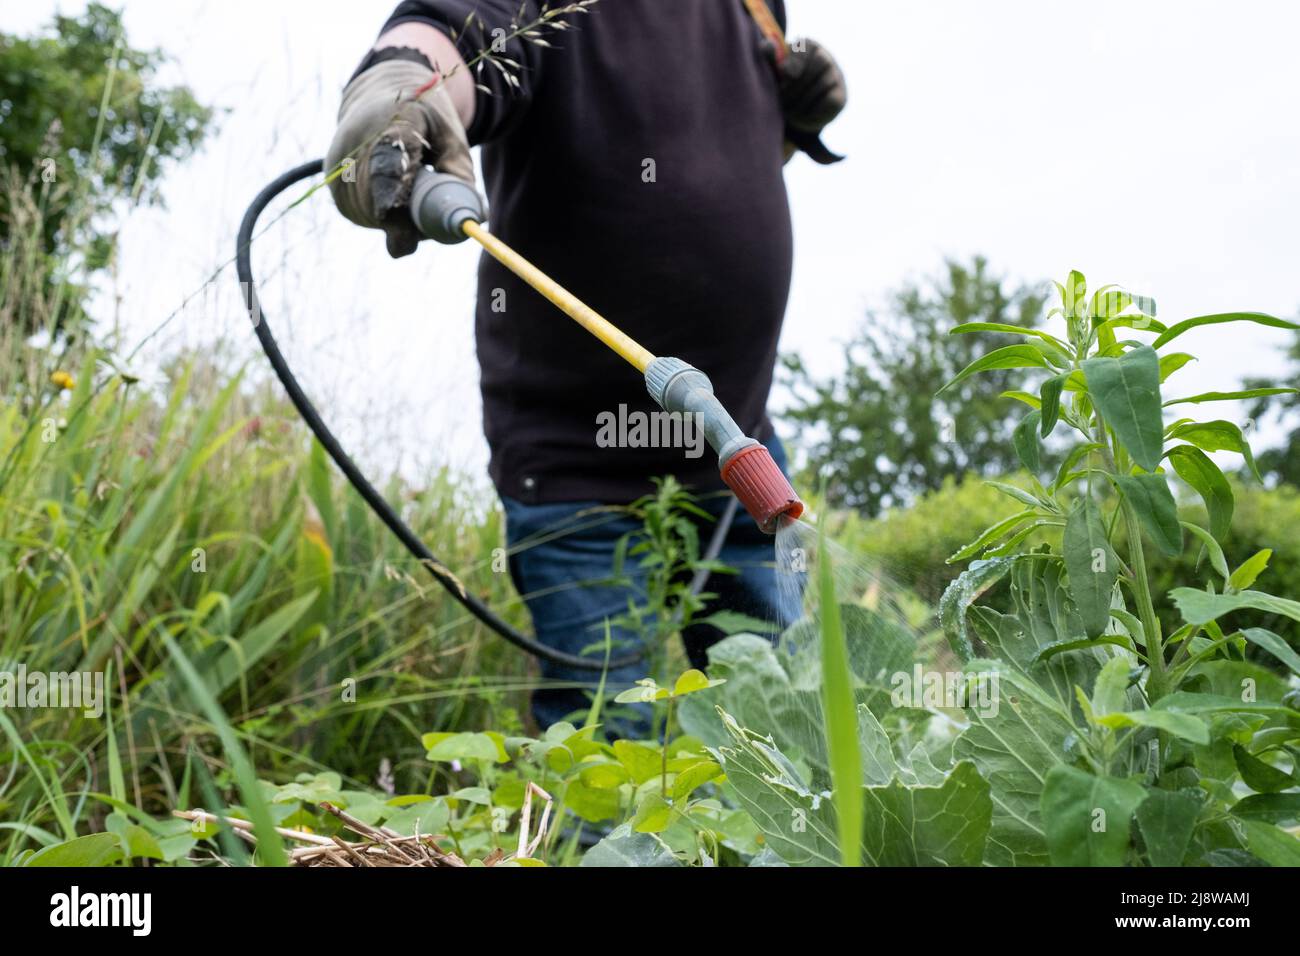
[8,1,1300,488]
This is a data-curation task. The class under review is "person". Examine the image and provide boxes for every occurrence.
[326,0,846,733]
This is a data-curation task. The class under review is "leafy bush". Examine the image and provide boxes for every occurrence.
[670,272,1300,868]
[933,271,1300,866]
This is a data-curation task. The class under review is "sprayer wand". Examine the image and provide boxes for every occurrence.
[237,157,802,671]
[408,167,805,533]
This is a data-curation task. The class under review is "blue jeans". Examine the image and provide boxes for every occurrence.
[501,436,801,736]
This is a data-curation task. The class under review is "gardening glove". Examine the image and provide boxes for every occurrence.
[325,56,476,258]
[774,38,847,164]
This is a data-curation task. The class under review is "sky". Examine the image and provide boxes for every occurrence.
[8,0,1300,489]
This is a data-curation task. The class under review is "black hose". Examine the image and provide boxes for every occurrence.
[236,161,735,672]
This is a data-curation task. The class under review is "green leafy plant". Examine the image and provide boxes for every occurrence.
[686,613,989,867]
[605,478,772,733]
[938,271,1300,866]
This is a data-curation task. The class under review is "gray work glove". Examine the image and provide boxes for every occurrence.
[776,38,847,164]
[325,58,475,258]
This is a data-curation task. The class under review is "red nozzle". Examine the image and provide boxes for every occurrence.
[720,444,804,534]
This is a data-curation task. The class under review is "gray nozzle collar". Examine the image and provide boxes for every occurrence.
[409,168,488,244]
[645,356,712,410]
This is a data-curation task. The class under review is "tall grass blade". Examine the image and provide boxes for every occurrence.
[817,516,863,867]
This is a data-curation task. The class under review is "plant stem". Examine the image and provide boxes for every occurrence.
[661,698,674,797]
[1094,418,1166,697]
[1121,499,1167,699]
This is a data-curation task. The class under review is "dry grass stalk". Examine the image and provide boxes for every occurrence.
[174,804,476,868]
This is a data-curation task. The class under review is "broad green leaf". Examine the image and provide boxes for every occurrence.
[1135,789,1202,866]
[614,678,670,704]
[1113,473,1182,557]
[1012,410,1042,473]
[671,760,723,801]
[448,787,492,806]
[1040,373,1067,437]
[999,389,1040,409]
[1053,442,1102,493]
[947,509,1036,564]
[985,481,1044,509]
[1064,269,1087,318]
[1091,657,1131,718]
[1095,313,1166,337]
[565,779,622,823]
[1095,709,1210,744]
[1233,745,1295,793]
[1153,691,1299,718]
[953,664,1075,866]
[1166,420,1260,480]
[1164,387,1297,406]
[1237,627,1300,676]
[979,559,1105,699]
[1090,285,1130,322]
[1230,793,1300,824]
[949,322,1070,351]
[1152,312,1298,349]
[1158,352,1196,382]
[939,557,1017,659]
[1228,550,1271,592]
[858,761,991,866]
[25,832,124,867]
[939,345,1050,394]
[982,519,1057,557]
[717,711,990,867]
[1082,345,1164,471]
[1237,820,1300,866]
[857,705,899,786]
[613,740,663,785]
[581,824,680,867]
[672,669,718,697]
[1181,522,1229,581]
[1167,445,1233,539]
[1064,497,1119,637]
[580,763,630,790]
[714,715,840,865]
[632,794,674,833]
[1040,765,1147,866]
[271,772,344,804]
[748,847,789,867]
[1170,588,1300,628]
[384,798,450,837]
[423,732,503,764]
[676,612,915,782]
[1030,635,1133,666]
[697,610,780,635]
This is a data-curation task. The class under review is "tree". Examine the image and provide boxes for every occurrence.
[780,257,1049,515]
[1245,326,1300,485]
[0,4,213,332]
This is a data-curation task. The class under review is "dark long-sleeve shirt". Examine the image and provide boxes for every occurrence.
[379,0,793,503]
